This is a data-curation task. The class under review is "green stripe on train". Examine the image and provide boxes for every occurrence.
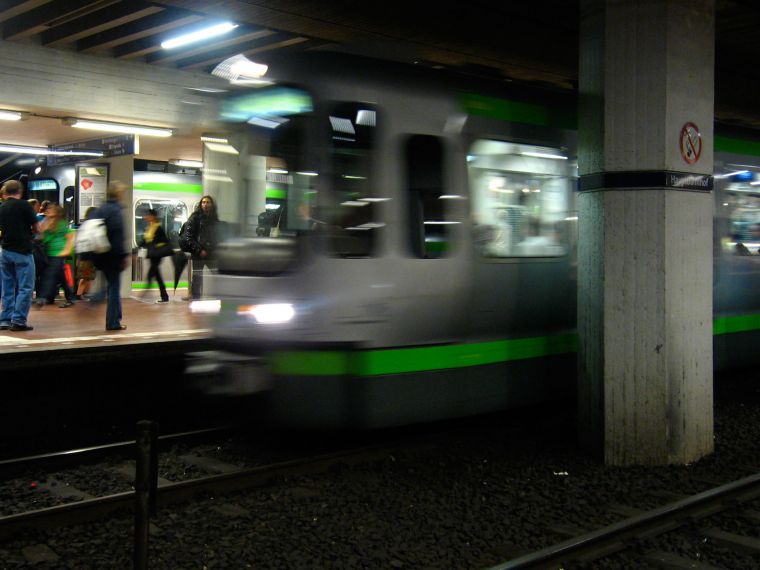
[460,93,577,129]
[268,312,760,377]
[270,333,578,377]
[133,182,203,194]
[714,135,760,157]
[266,187,287,200]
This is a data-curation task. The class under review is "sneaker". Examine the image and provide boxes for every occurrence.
[0,323,9,330]
[9,323,33,331]
[106,324,127,331]
[156,299,169,304]
[59,301,74,308]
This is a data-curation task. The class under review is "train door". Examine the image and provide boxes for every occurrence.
[464,121,577,339]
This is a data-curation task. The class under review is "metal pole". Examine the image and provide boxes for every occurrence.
[134,420,157,570]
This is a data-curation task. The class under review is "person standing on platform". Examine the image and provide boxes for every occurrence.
[181,195,219,300]
[139,208,170,304]
[36,204,75,308]
[94,181,128,331]
[0,180,39,331]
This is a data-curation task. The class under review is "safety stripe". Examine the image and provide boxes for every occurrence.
[133,182,203,194]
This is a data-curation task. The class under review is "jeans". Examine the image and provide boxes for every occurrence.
[103,266,122,329]
[39,257,74,304]
[147,257,169,301]
[0,249,35,326]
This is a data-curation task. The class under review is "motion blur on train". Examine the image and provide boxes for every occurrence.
[188,51,760,428]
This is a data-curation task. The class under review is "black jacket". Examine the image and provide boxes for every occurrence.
[181,211,218,258]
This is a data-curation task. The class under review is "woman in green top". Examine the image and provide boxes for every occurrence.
[36,204,75,308]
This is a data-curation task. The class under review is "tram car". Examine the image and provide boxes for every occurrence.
[191,52,760,428]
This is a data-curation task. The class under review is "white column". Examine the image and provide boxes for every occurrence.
[578,0,714,465]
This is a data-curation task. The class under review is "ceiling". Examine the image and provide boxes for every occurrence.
[0,0,759,134]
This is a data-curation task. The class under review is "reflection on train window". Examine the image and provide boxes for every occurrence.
[205,85,315,239]
[405,135,449,258]
[134,199,188,248]
[718,167,760,256]
[468,140,573,258]
[327,102,379,257]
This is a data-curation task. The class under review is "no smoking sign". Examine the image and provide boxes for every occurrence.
[680,122,702,164]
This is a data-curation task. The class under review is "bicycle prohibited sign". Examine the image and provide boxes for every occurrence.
[680,122,702,165]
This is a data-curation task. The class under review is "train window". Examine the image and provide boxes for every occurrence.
[208,85,316,240]
[405,135,449,258]
[718,165,760,256]
[134,199,189,249]
[468,140,573,258]
[326,102,379,257]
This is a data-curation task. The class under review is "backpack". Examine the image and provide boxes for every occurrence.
[75,218,111,254]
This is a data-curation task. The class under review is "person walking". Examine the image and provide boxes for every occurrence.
[93,181,128,331]
[139,208,170,303]
[0,180,40,331]
[181,195,219,300]
[35,204,75,308]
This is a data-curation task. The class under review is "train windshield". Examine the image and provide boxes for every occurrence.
[204,86,316,240]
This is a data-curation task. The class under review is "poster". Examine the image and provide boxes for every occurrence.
[76,164,108,222]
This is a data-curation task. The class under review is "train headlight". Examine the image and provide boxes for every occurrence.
[189,299,222,314]
[237,303,295,324]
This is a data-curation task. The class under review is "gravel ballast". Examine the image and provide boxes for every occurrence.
[2,369,760,569]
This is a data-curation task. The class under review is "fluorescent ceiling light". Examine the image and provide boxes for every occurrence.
[267,168,288,174]
[247,117,286,129]
[66,118,172,138]
[0,110,22,121]
[161,22,238,50]
[0,144,103,156]
[200,136,228,143]
[520,151,568,160]
[187,87,228,93]
[204,142,239,155]
[171,159,203,168]
[356,110,376,126]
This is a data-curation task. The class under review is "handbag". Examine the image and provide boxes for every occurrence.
[147,241,174,259]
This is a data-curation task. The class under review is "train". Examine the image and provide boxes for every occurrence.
[187,51,760,428]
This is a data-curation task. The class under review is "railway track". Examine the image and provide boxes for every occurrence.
[0,421,452,541]
[491,470,760,569]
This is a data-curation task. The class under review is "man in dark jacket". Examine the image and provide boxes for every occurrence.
[94,181,128,331]
[0,180,40,331]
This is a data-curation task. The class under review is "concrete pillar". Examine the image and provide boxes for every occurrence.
[578,0,714,465]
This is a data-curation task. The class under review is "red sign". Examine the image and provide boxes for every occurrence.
[679,122,702,164]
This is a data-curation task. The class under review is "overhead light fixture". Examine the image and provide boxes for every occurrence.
[212,53,269,84]
[161,22,238,50]
[200,136,228,144]
[0,143,103,156]
[170,159,203,168]
[0,110,24,121]
[520,151,568,160]
[64,118,172,138]
[186,87,228,94]
[204,142,238,155]
[33,166,42,174]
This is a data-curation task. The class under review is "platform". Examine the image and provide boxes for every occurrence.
[0,290,213,368]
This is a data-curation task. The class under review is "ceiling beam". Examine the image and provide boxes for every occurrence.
[3,0,118,40]
[0,0,52,25]
[77,9,203,53]
[41,1,164,46]
[179,35,310,70]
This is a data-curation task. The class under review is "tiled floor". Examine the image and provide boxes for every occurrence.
[0,291,211,353]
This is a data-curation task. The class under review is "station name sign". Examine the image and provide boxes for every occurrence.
[48,134,135,165]
[579,171,713,192]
